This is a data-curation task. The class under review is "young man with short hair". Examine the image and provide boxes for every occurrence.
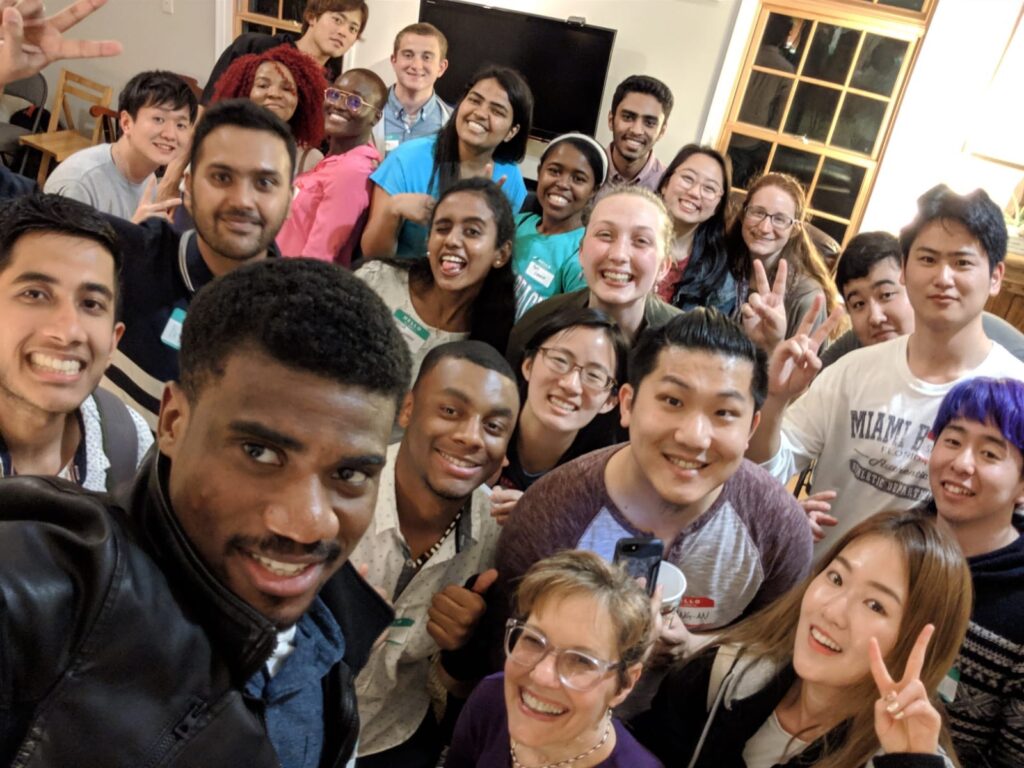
[603,74,673,192]
[372,22,452,158]
[748,185,1024,551]
[203,0,368,102]
[353,341,520,767]
[44,70,197,220]
[0,194,151,491]
[0,258,412,767]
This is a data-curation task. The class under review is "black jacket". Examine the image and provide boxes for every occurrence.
[0,452,393,767]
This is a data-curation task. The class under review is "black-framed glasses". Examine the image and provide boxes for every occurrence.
[324,87,382,118]
[537,347,616,393]
[674,171,723,201]
[743,206,796,230]
[504,620,622,691]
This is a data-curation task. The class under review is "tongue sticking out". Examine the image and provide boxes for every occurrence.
[439,256,467,277]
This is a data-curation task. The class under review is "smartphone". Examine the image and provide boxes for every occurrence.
[612,537,663,596]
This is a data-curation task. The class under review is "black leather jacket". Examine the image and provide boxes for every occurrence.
[0,452,393,767]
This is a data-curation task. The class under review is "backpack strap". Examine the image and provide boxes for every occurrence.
[687,644,742,768]
[92,388,138,497]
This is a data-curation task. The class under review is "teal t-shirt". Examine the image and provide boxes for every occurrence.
[370,135,528,260]
[511,212,587,320]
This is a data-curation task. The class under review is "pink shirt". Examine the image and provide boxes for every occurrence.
[276,143,380,266]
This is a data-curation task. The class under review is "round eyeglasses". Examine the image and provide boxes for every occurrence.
[324,87,382,118]
[536,347,616,393]
[743,206,796,230]
[504,620,622,691]
[674,171,723,201]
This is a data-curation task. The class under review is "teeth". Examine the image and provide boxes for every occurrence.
[440,255,466,266]
[439,450,476,468]
[465,120,487,134]
[547,194,570,206]
[249,553,310,577]
[601,270,631,284]
[668,456,703,470]
[943,482,974,497]
[811,627,842,652]
[522,690,566,715]
[548,395,578,412]
[30,353,84,374]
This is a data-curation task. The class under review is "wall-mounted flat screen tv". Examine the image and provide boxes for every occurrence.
[419,0,616,141]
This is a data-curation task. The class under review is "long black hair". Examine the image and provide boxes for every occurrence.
[656,144,731,310]
[430,65,534,197]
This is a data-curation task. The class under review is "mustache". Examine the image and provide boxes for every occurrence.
[217,208,264,226]
[229,534,342,563]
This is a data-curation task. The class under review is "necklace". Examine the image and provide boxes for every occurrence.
[509,717,611,768]
[411,506,463,569]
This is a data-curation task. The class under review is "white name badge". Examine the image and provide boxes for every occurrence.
[525,259,555,289]
[161,307,186,350]
[938,667,959,703]
[395,308,430,353]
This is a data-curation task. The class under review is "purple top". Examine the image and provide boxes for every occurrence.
[445,673,663,768]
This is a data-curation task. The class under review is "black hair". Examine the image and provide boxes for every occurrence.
[190,98,298,178]
[118,70,199,122]
[415,339,517,390]
[179,259,411,408]
[899,184,1007,272]
[656,144,732,310]
[611,74,674,119]
[539,136,606,188]
[301,0,368,37]
[521,306,629,393]
[431,65,534,196]
[628,308,768,411]
[835,231,902,296]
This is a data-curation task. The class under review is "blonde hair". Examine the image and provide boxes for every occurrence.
[718,510,972,768]
[515,550,654,690]
[583,184,675,269]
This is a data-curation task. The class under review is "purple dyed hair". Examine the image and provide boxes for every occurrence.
[932,377,1024,456]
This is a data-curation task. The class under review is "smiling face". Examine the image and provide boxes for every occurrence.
[536,143,597,229]
[902,218,1004,333]
[661,152,724,229]
[121,102,192,170]
[391,32,448,95]
[427,190,511,293]
[158,350,395,628]
[929,417,1024,529]
[398,357,519,501]
[579,194,667,310]
[742,184,799,265]
[607,92,667,165]
[794,535,908,690]
[305,8,362,59]
[620,347,760,514]
[843,258,914,346]
[455,77,519,156]
[522,326,618,435]
[504,593,634,760]
[249,62,298,123]
[0,232,122,417]
[323,71,383,141]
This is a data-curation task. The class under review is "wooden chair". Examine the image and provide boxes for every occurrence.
[19,68,113,185]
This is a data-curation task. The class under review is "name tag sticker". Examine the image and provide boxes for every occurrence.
[160,307,186,350]
[938,667,959,703]
[386,616,415,646]
[525,259,555,289]
[394,308,430,352]
[385,134,400,153]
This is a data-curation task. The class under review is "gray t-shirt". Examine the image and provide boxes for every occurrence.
[44,143,151,220]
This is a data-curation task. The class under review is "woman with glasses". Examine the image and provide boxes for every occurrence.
[361,65,533,260]
[445,550,662,768]
[276,69,387,266]
[489,307,627,524]
[726,172,839,343]
[513,134,608,320]
[655,145,736,315]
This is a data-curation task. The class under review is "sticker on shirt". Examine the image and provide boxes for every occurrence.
[386,616,415,646]
[678,595,718,630]
[938,667,959,704]
[385,134,401,153]
[524,259,555,289]
[161,307,186,350]
[394,308,430,352]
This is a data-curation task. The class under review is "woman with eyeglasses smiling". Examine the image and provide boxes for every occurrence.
[445,550,662,768]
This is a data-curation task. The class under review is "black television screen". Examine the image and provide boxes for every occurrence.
[419,0,616,141]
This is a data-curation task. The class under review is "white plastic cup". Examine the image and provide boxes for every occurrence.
[656,561,687,615]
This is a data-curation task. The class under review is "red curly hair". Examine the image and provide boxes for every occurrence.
[210,44,326,147]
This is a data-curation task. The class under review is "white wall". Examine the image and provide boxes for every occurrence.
[348,0,743,177]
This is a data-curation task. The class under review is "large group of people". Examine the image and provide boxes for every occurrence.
[1,1,1023,768]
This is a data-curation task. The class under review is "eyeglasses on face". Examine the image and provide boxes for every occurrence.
[743,205,796,230]
[536,347,615,393]
[504,620,622,691]
[323,87,382,118]
[674,171,723,201]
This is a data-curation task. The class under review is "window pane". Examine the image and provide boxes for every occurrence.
[832,94,887,154]
[241,21,274,35]
[282,0,304,22]
[757,13,809,72]
[850,34,908,96]
[784,83,841,142]
[727,133,772,190]
[246,0,278,15]
[738,73,792,131]
[803,24,861,85]
[770,145,818,190]
[809,215,848,245]
[878,0,926,11]
[812,159,867,219]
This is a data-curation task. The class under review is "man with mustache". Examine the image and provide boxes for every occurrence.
[602,75,673,193]
[0,258,412,767]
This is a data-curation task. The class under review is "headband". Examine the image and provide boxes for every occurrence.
[545,132,610,185]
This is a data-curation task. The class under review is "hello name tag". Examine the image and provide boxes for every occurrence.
[385,134,400,153]
[386,616,415,646]
[525,259,555,289]
[938,667,959,703]
[160,307,187,350]
[394,308,430,352]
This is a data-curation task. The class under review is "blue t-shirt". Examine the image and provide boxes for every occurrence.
[512,212,587,320]
[369,135,527,259]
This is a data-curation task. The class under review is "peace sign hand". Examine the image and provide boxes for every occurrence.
[870,624,942,756]
[740,258,789,351]
[765,295,844,400]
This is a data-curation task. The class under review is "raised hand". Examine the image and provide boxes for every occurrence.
[488,486,523,526]
[390,192,435,225]
[800,490,838,542]
[741,258,789,351]
[765,296,844,400]
[131,175,181,224]
[870,624,941,756]
[426,568,498,651]
[0,0,122,86]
